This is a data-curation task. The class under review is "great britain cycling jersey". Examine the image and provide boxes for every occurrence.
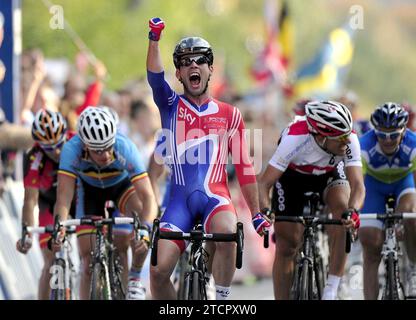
[148,71,256,251]
[360,129,416,229]
[268,117,362,175]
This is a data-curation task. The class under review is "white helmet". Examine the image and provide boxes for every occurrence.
[77,106,116,150]
[305,100,353,137]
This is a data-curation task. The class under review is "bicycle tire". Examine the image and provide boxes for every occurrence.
[90,262,112,300]
[108,250,125,300]
[314,256,325,300]
[50,259,67,300]
[384,253,399,300]
[236,223,243,269]
[177,253,189,300]
[298,260,309,300]
[189,271,202,300]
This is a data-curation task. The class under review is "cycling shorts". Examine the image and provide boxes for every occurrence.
[361,173,416,229]
[271,162,349,216]
[76,176,134,236]
[160,184,236,253]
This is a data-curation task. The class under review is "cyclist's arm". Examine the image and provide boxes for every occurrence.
[21,187,38,227]
[132,174,158,224]
[148,151,166,204]
[345,165,365,211]
[345,133,365,210]
[53,173,76,221]
[240,183,260,216]
[147,36,163,73]
[259,165,284,211]
[228,108,260,215]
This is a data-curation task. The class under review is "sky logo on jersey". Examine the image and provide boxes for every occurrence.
[178,106,196,125]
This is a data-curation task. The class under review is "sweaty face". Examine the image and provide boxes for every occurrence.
[176,54,213,98]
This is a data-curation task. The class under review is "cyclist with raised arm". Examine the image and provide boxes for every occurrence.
[146,18,268,300]
[16,109,75,299]
[259,101,365,300]
[52,106,157,300]
[359,102,416,299]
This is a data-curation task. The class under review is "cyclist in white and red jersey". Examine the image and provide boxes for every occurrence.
[259,101,365,300]
[146,18,268,300]
[16,109,75,299]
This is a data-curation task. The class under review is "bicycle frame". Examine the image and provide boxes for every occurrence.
[151,218,243,300]
[23,223,78,300]
[360,196,416,300]
[273,192,351,300]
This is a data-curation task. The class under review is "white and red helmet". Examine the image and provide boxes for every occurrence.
[305,100,353,137]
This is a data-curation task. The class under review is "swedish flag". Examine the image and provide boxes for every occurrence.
[293,23,355,99]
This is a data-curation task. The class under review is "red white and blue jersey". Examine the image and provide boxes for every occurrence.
[269,116,362,175]
[148,71,255,249]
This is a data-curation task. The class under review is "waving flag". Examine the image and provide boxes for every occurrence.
[292,23,355,99]
[250,0,291,86]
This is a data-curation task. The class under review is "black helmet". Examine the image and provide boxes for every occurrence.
[173,37,213,69]
[370,102,409,129]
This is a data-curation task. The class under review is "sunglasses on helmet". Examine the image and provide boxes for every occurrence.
[179,55,209,67]
[374,128,403,140]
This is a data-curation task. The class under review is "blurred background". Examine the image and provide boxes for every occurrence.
[0,0,415,300]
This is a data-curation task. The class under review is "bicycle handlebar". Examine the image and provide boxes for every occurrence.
[273,215,351,253]
[158,230,237,242]
[360,213,416,220]
[273,215,343,226]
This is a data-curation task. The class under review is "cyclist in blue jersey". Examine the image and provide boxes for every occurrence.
[359,102,416,299]
[52,106,157,300]
[146,18,268,300]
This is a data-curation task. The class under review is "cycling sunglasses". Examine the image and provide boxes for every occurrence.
[179,55,209,67]
[88,146,114,155]
[327,133,350,143]
[374,129,403,140]
[40,139,65,152]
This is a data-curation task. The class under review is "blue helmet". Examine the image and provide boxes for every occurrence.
[370,102,409,129]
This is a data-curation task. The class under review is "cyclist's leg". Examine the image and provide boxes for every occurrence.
[118,185,147,291]
[323,163,352,299]
[74,179,99,300]
[358,174,385,300]
[274,221,303,299]
[150,193,191,299]
[270,170,314,300]
[38,208,54,300]
[395,177,416,296]
[205,207,237,300]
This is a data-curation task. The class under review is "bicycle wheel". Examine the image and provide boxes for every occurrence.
[90,262,112,300]
[50,259,66,300]
[108,251,125,300]
[176,253,189,300]
[298,260,310,300]
[189,271,203,300]
[384,253,399,300]
[314,256,325,300]
[236,223,243,269]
